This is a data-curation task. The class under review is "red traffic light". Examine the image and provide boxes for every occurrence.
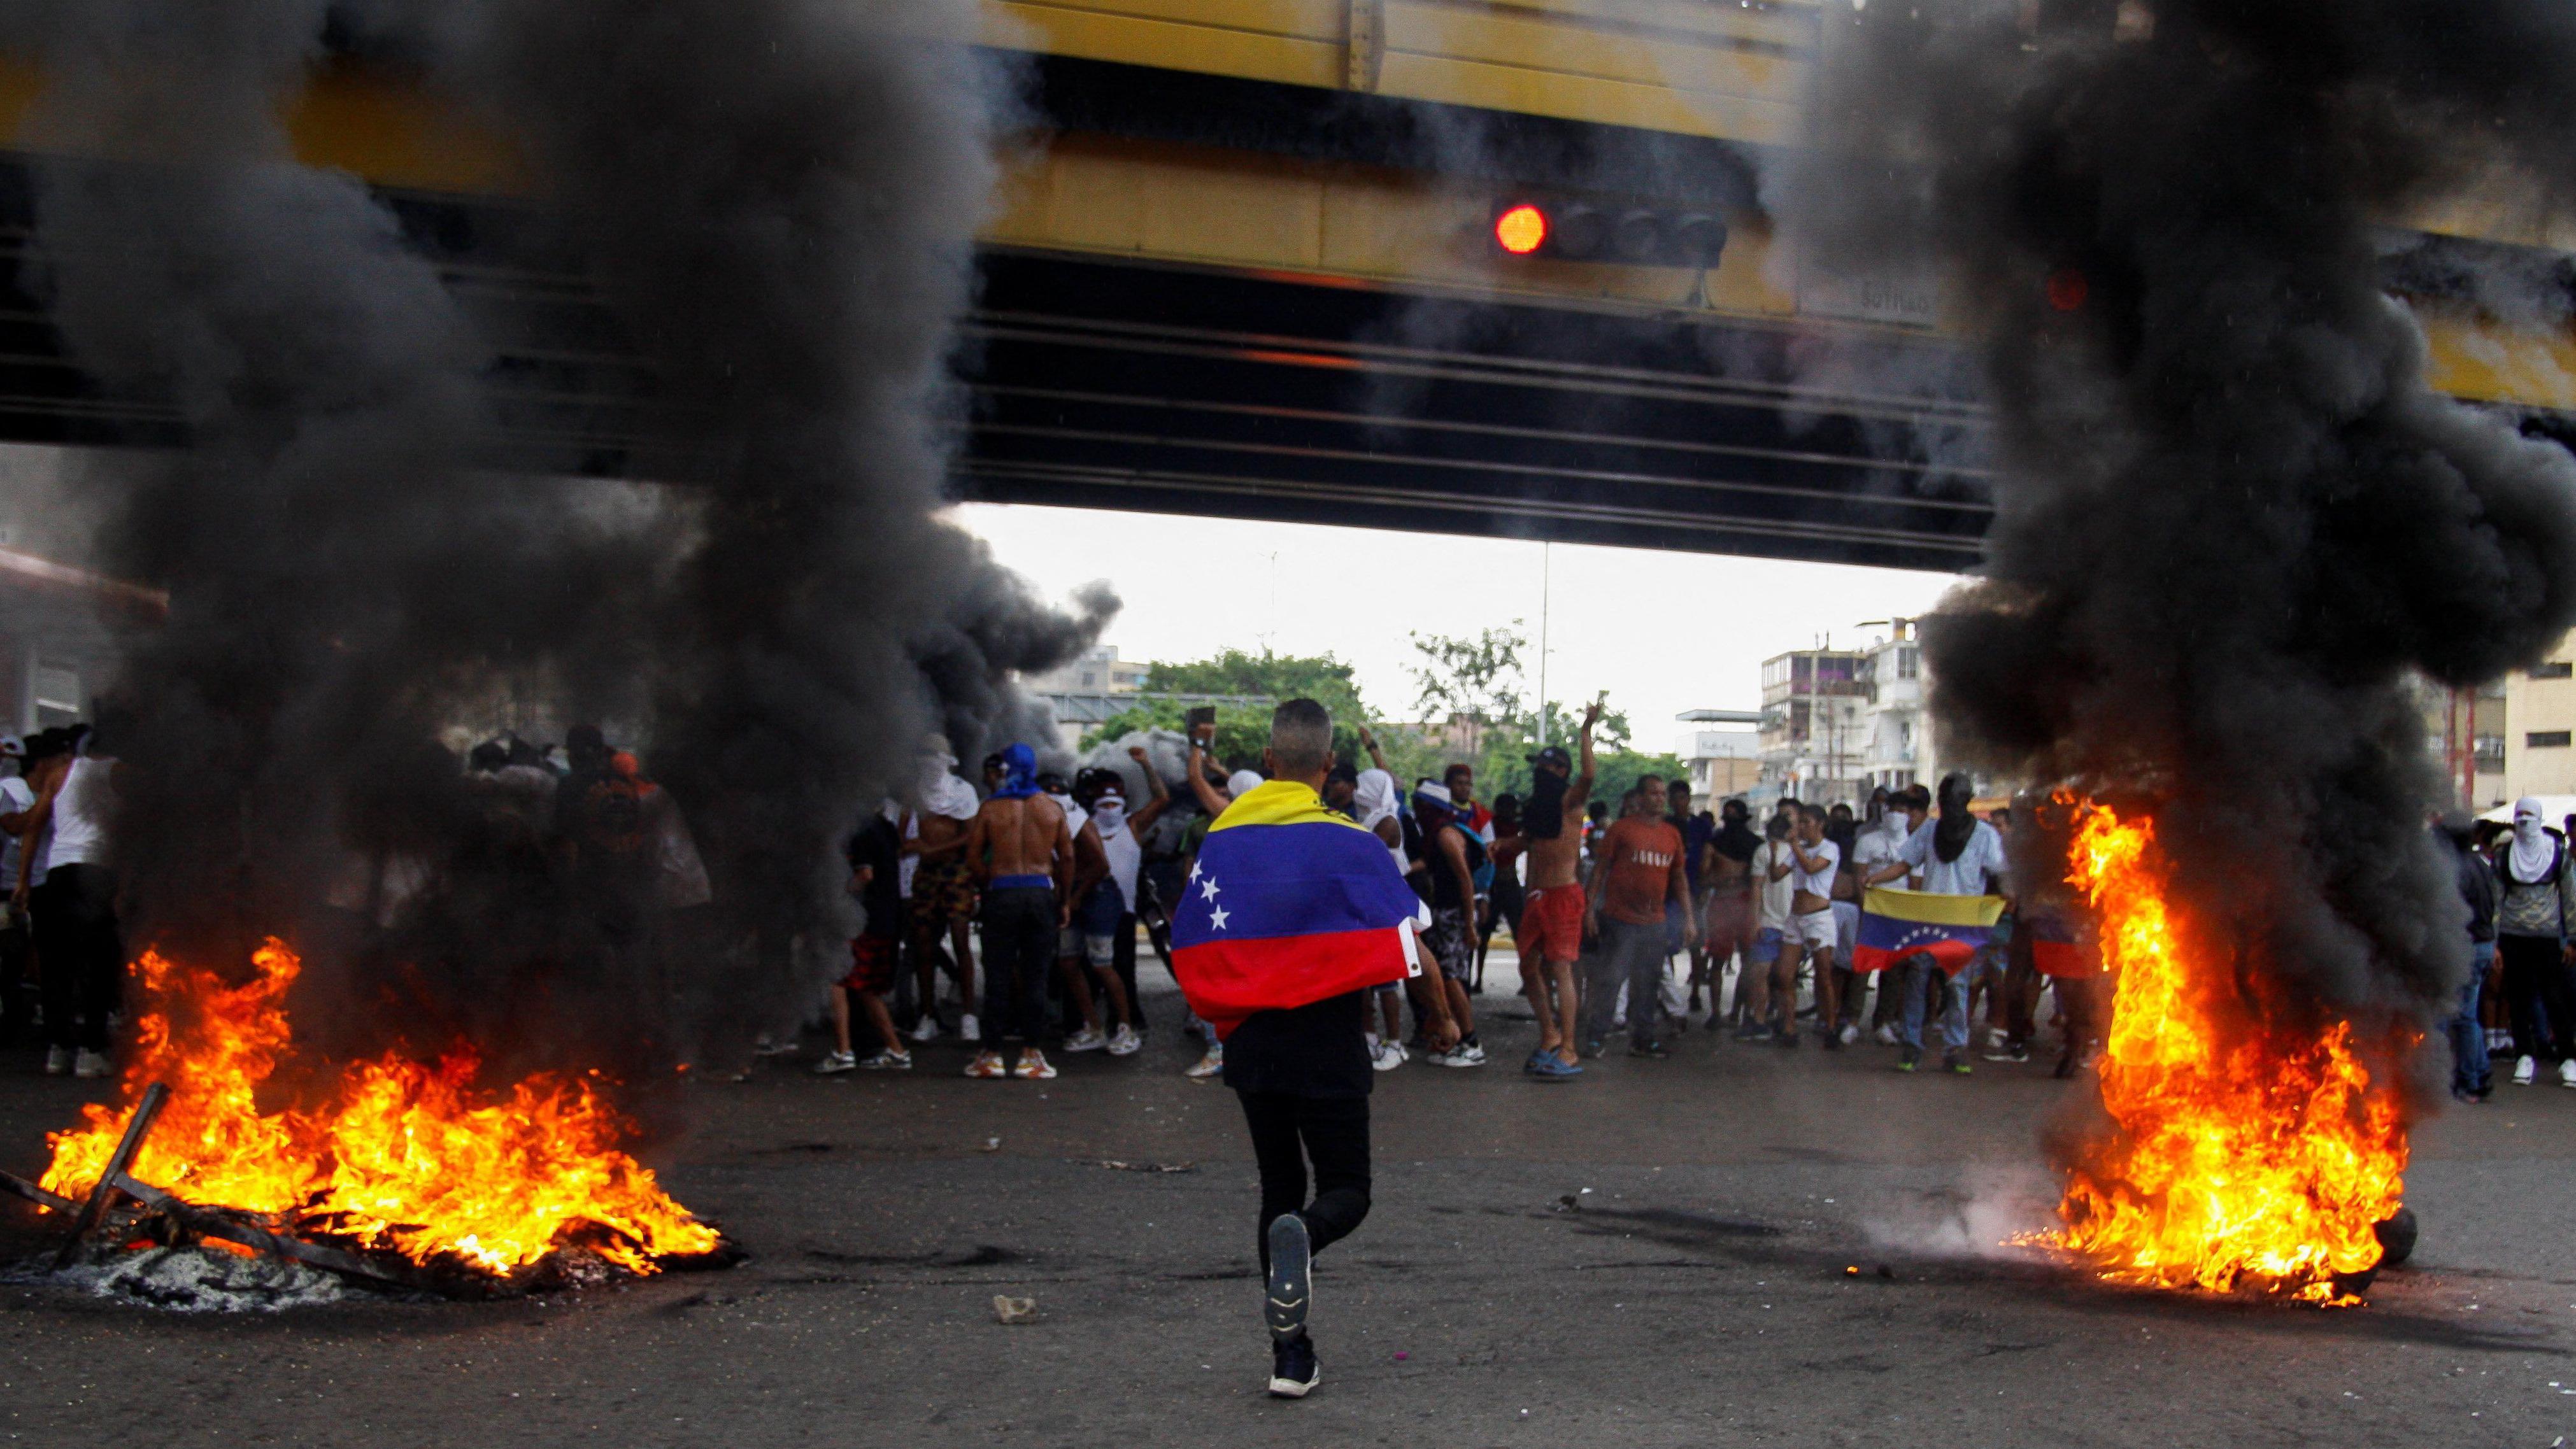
[1494,203,1548,255]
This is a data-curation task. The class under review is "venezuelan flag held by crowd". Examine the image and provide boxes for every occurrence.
[1851,886,2007,975]
[1169,781,1427,1040]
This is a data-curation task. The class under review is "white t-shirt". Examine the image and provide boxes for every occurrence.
[0,774,30,884]
[1786,836,1840,900]
[1854,821,1904,874]
[1898,819,2007,897]
[45,756,113,873]
[1751,841,1798,930]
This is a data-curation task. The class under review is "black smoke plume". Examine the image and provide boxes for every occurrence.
[1789,0,2576,1054]
[4,0,1111,1077]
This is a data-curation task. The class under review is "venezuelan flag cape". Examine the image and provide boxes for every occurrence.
[1851,886,2007,976]
[1171,781,1427,1041]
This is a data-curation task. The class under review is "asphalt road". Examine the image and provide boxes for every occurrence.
[2,956,2573,1448]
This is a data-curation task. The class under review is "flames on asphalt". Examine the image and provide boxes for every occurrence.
[2044,801,2409,1304]
[39,940,720,1278]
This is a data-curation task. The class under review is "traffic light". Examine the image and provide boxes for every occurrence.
[1488,197,1728,267]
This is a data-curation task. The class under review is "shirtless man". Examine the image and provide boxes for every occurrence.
[962,742,1074,1080]
[1515,700,1602,1078]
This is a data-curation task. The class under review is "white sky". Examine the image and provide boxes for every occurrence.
[951,502,1966,756]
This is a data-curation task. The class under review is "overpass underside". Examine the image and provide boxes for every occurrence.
[0,3,2570,577]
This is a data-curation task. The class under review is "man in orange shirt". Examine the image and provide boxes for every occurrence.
[1583,785,1696,1058]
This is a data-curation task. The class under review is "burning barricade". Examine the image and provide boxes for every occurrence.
[5,939,731,1299]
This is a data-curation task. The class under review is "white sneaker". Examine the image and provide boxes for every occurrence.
[1063,1026,1108,1053]
[73,1050,110,1080]
[1838,1022,1861,1046]
[858,1049,913,1071]
[43,1045,71,1076]
[1106,1024,1142,1057]
[958,1014,981,1045]
[1457,1041,1487,1066]
[812,1050,857,1075]
[1874,1024,1898,1047]
[909,1015,940,1043]
[1185,1049,1225,1080]
[1369,1039,1404,1072]
[2559,1059,2576,1089]
[2514,1054,2537,1085]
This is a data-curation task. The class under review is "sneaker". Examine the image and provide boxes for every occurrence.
[1733,1022,1774,1044]
[1838,1022,1861,1046]
[1063,1026,1108,1054]
[1013,1049,1058,1081]
[964,1050,1009,1080]
[1265,1213,1312,1339]
[1107,1024,1142,1057]
[43,1045,71,1076]
[1776,1030,1801,1049]
[909,1015,941,1043]
[1267,1331,1320,1399]
[858,1049,913,1071]
[1454,1041,1487,1066]
[2452,1085,2485,1105]
[811,1050,858,1075]
[1819,1031,1843,1052]
[1944,1050,1972,1075]
[1984,1040,2030,1063]
[958,1014,981,1045]
[2489,1028,2512,1054]
[2560,1059,2576,1089]
[2514,1054,2537,1085]
[753,1035,801,1058]
[1185,1048,1225,1080]
[1578,1038,1606,1059]
[1874,1023,1899,1046]
[1896,1046,1921,1073]
[1375,1041,1409,1073]
[73,1049,111,1080]
[1627,1040,1670,1059]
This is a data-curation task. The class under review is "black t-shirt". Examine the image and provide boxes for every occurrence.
[1223,990,1372,1098]
[846,815,904,940]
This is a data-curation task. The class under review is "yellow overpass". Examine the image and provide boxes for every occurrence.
[0,1,2570,569]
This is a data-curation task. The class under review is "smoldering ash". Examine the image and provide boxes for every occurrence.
[1790,0,2576,1035]
[4,0,1112,1073]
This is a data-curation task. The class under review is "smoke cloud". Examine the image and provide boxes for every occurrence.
[1786,0,2576,1054]
[4,0,1112,1074]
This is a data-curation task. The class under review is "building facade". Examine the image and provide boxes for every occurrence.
[1758,646,1870,807]
[1856,620,1929,795]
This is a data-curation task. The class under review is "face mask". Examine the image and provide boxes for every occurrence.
[1092,799,1127,835]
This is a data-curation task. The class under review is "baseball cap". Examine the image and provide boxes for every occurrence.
[1526,745,1572,770]
[0,735,20,759]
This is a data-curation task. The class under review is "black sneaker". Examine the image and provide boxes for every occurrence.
[1944,1050,1972,1075]
[1896,1045,1921,1073]
[1627,1040,1669,1059]
[1265,1213,1312,1341]
[1269,1331,1320,1398]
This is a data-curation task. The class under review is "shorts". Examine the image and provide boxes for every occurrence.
[1704,888,1754,952]
[1790,909,1837,952]
[1425,906,1472,980]
[908,857,979,931]
[1519,884,1587,966]
[1748,926,1784,966]
[843,934,899,994]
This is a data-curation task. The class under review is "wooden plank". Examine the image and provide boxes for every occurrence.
[1453,0,1820,51]
[1386,0,1800,100]
[985,4,1348,88]
[1377,49,1797,143]
[988,0,1344,43]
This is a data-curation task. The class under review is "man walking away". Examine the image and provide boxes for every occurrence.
[2496,796,2576,1088]
[962,744,1073,1082]
[1169,699,1455,1399]
[1586,787,1694,1057]
[1514,702,1603,1078]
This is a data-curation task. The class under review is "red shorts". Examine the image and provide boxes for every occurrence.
[844,934,898,994]
[1518,884,1588,966]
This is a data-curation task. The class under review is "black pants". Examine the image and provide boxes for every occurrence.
[0,915,28,1045]
[1237,1090,1371,1276]
[32,864,121,1052]
[2500,933,2574,1062]
[979,886,1057,1043]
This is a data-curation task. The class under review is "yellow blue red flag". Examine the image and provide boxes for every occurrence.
[1852,886,2006,976]
[1170,781,1425,1040]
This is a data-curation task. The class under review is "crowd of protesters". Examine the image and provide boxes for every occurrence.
[820,706,2111,1087]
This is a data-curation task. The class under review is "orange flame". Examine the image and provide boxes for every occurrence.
[39,940,720,1276]
[2053,802,2407,1303]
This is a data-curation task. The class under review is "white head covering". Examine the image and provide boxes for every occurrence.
[1352,769,1399,831]
[2511,796,2558,884]
[1090,789,1127,838]
[1227,769,1265,799]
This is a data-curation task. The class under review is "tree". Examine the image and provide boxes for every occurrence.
[1405,625,1525,730]
[1396,627,1682,810]
[1080,649,1374,769]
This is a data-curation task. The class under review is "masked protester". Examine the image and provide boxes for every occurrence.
[2495,796,2576,1088]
